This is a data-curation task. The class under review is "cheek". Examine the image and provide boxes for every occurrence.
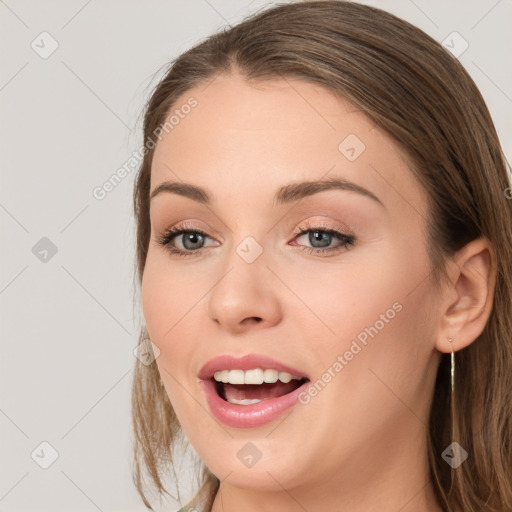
[142,261,172,344]
[141,259,206,419]
[298,242,435,417]
[142,248,199,338]
[288,236,434,394]
[285,242,427,343]
[141,255,201,364]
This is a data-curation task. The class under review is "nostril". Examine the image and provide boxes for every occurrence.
[241,317,263,326]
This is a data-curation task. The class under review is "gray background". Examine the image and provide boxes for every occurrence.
[1,1,511,511]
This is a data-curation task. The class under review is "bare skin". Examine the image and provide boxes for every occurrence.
[142,72,495,512]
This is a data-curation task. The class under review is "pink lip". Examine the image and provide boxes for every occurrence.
[198,354,310,428]
[198,354,309,380]
[200,377,310,428]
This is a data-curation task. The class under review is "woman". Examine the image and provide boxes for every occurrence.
[131,1,512,511]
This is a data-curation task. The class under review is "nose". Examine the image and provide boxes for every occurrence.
[207,252,283,334]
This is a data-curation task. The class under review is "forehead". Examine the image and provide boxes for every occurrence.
[150,73,427,217]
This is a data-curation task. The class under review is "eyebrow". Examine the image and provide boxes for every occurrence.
[149,176,384,208]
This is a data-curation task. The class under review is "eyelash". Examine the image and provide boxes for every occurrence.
[156,220,355,258]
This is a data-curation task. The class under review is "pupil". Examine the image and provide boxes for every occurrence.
[183,232,204,250]
[310,230,330,248]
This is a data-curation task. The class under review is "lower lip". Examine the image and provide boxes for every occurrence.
[200,378,309,428]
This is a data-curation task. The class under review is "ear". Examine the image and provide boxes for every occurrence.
[434,237,496,354]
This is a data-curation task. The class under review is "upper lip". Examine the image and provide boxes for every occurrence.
[198,354,310,381]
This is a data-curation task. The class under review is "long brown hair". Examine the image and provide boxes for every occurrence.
[131,1,512,510]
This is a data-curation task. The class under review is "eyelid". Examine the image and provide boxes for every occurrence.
[291,218,354,238]
[157,222,219,247]
[158,218,351,243]
[157,218,355,258]
[159,220,219,239]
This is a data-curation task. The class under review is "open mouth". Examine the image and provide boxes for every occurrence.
[200,360,311,427]
[212,370,309,405]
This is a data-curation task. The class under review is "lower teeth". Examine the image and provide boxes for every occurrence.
[226,397,262,405]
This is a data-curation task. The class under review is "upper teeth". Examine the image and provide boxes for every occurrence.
[213,368,302,385]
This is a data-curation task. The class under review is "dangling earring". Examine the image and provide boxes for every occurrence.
[442,337,468,468]
[449,337,455,394]
[448,336,456,446]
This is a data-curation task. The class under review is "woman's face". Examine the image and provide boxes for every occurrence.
[142,73,443,496]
